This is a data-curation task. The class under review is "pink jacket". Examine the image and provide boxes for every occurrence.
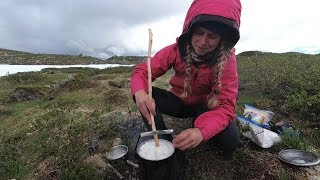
[130,0,241,141]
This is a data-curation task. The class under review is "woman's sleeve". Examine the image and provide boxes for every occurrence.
[194,49,239,141]
[130,44,177,95]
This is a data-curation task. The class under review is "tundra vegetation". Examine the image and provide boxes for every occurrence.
[0,49,319,179]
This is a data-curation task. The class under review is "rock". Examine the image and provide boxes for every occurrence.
[13,87,43,101]
[113,138,122,146]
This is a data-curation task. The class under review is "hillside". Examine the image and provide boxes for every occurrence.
[237,50,320,59]
[0,48,145,65]
[2,48,320,66]
[0,50,319,179]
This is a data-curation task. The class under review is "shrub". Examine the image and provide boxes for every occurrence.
[275,127,308,150]
[5,72,48,85]
[238,53,320,125]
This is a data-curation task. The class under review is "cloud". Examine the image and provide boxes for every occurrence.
[0,0,319,58]
[0,0,192,57]
[237,0,320,54]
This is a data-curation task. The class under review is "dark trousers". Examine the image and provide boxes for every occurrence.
[141,87,242,152]
[135,87,242,180]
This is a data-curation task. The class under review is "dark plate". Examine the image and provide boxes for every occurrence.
[278,149,320,166]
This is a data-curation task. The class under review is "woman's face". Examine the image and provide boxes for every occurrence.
[191,26,221,56]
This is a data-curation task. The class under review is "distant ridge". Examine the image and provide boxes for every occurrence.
[1,48,319,65]
[0,48,106,65]
[0,48,147,65]
[237,50,316,57]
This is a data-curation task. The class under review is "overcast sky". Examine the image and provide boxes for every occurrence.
[0,0,319,59]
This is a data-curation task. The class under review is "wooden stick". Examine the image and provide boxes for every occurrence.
[147,28,160,147]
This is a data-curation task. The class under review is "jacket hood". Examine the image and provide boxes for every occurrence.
[182,0,241,33]
[178,0,242,57]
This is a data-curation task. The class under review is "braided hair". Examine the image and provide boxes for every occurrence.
[180,41,231,109]
[178,15,239,109]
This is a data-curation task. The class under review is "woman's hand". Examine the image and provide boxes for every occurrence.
[134,90,156,125]
[172,128,203,150]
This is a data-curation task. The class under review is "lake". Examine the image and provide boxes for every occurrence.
[0,64,133,77]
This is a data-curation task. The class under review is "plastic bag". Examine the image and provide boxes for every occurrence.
[237,115,281,148]
[243,104,274,128]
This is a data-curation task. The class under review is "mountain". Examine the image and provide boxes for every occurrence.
[1,48,319,65]
[0,48,107,65]
[0,48,142,65]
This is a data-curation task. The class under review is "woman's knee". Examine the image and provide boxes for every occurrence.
[207,121,242,151]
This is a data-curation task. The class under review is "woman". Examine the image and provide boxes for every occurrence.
[131,0,242,178]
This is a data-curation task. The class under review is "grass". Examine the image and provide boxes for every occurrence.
[0,52,320,179]
[275,127,308,151]
[0,67,134,179]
